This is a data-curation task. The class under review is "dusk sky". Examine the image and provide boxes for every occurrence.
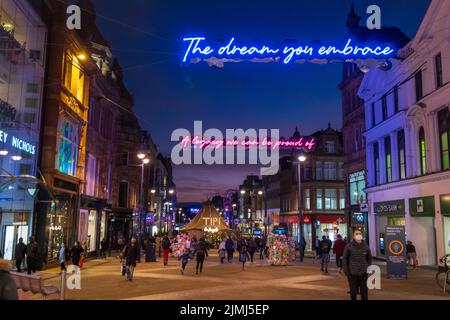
[92,0,430,202]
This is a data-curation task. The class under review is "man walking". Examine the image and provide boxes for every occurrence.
[343,230,373,300]
[319,235,332,273]
[225,236,235,263]
[26,236,39,275]
[14,238,26,272]
[193,238,209,274]
[333,234,346,273]
[123,238,139,281]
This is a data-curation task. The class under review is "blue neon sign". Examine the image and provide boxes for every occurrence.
[182,37,395,65]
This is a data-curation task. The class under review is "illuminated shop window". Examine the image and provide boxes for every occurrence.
[349,171,366,205]
[63,52,86,104]
[56,116,79,176]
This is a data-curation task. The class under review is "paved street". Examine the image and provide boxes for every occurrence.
[23,253,450,300]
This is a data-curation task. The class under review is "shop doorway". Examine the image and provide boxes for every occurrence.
[2,225,28,261]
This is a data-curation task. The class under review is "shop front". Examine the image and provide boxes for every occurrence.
[79,196,107,256]
[314,214,347,242]
[409,196,437,265]
[374,200,405,257]
[440,194,450,256]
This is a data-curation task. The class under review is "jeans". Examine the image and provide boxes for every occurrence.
[181,261,188,270]
[227,250,234,262]
[320,253,330,269]
[336,255,343,268]
[126,265,135,280]
[348,274,369,300]
[249,251,255,262]
[16,258,23,272]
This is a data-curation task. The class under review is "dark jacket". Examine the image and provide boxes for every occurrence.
[0,260,18,300]
[343,240,373,276]
[225,238,234,251]
[319,239,332,254]
[15,243,26,260]
[124,244,139,267]
[26,241,38,260]
[194,241,209,259]
[333,238,346,256]
[178,252,192,265]
[406,244,416,254]
[71,245,84,265]
[247,239,257,252]
[161,236,171,250]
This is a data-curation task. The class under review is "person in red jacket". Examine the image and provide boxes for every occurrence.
[333,234,346,273]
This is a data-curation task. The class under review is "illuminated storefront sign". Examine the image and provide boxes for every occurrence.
[182,37,395,64]
[0,129,36,155]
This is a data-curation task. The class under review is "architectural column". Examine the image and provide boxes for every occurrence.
[404,121,415,178]
[427,111,440,173]
[366,143,375,186]
[391,131,400,181]
[378,138,387,185]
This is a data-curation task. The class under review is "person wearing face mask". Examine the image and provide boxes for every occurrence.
[343,230,372,300]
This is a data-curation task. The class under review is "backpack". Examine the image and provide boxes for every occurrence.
[320,241,329,253]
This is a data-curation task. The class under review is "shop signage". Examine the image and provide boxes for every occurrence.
[385,226,407,280]
[440,194,450,216]
[359,203,369,212]
[182,37,395,64]
[0,129,36,155]
[409,196,435,217]
[145,213,155,223]
[374,200,405,216]
[351,213,366,226]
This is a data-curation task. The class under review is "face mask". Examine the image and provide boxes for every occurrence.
[355,235,363,242]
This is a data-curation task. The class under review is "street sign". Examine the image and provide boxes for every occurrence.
[385,226,407,279]
[360,203,369,212]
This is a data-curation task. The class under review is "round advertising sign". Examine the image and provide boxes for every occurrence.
[388,240,404,256]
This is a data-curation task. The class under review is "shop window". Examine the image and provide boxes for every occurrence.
[438,108,450,171]
[119,181,129,208]
[435,53,443,89]
[419,127,427,175]
[324,162,336,180]
[25,98,37,108]
[415,71,423,102]
[26,83,39,93]
[339,188,345,209]
[316,189,323,210]
[325,189,337,209]
[63,52,86,104]
[385,136,392,183]
[382,95,388,121]
[56,116,79,176]
[349,171,366,205]
[316,161,323,180]
[304,189,310,210]
[397,130,406,180]
[373,142,380,185]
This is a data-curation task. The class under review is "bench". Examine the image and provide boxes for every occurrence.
[10,271,60,300]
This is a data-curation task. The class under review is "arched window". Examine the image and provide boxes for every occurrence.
[419,127,427,175]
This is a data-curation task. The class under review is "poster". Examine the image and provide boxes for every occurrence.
[385,226,407,279]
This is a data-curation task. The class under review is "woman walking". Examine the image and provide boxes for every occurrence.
[239,242,251,271]
[193,238,209,275]
[218,239,226,263]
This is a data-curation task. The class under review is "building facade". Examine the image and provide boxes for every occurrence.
[361,0,450,265]
[0,0,46,260]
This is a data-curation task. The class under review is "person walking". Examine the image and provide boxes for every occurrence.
[239,242,251,270]
[26,236,38,275]
[58,243,67,271]
[247,237,257,263]
[314,236,321,260]
[14,237,26,273]
[343,230,373,301]
[0,258,18,300]
[185,236,192,253]
[218,239,226,263]
[225,236,235,263]
[193,238,209,274]
[161,234,171,266]
[299,235,307,262]
[100,238,108,259]
[123,238,139,281]
[319,235,332,273]
[71,241,84,268]
[333,234,346,273]
[258,237,266,260]
[178,249,192,275]
[406,240,417,269]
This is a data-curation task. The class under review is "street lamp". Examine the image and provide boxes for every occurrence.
[137,152,146,160]
[137,154,150,235]
[296,154,307,260]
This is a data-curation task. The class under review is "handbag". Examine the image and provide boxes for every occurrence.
[78,258,84,268]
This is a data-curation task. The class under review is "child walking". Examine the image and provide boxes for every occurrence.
[239,243,251,271]
[178,249,192,275]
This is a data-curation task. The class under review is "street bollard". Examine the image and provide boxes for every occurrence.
[60,270,66,300]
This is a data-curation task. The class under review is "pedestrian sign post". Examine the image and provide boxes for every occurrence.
[385,226,407,279]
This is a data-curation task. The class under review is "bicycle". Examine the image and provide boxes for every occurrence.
[435,254,450,293]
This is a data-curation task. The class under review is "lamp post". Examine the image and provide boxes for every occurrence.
[296,154,307,256]
[137,153,149,236]
[168,189,174,233]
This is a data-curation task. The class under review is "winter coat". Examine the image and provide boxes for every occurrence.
[124,244,139,267]
[225,238,234,251]
[406,244,416,254]
[71,245,84,266]
[0,259,18,300]
[239,246,250,262]
[247,239,257,253]
[26,241,38,260]
[333,238,346,257]
[15,243,26,260]
[162,236,171,250]
[194,241,209,259]
[219,241,226,251]
[343,240,373,276]
[58,246,66,264]
[319,239,332,255]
